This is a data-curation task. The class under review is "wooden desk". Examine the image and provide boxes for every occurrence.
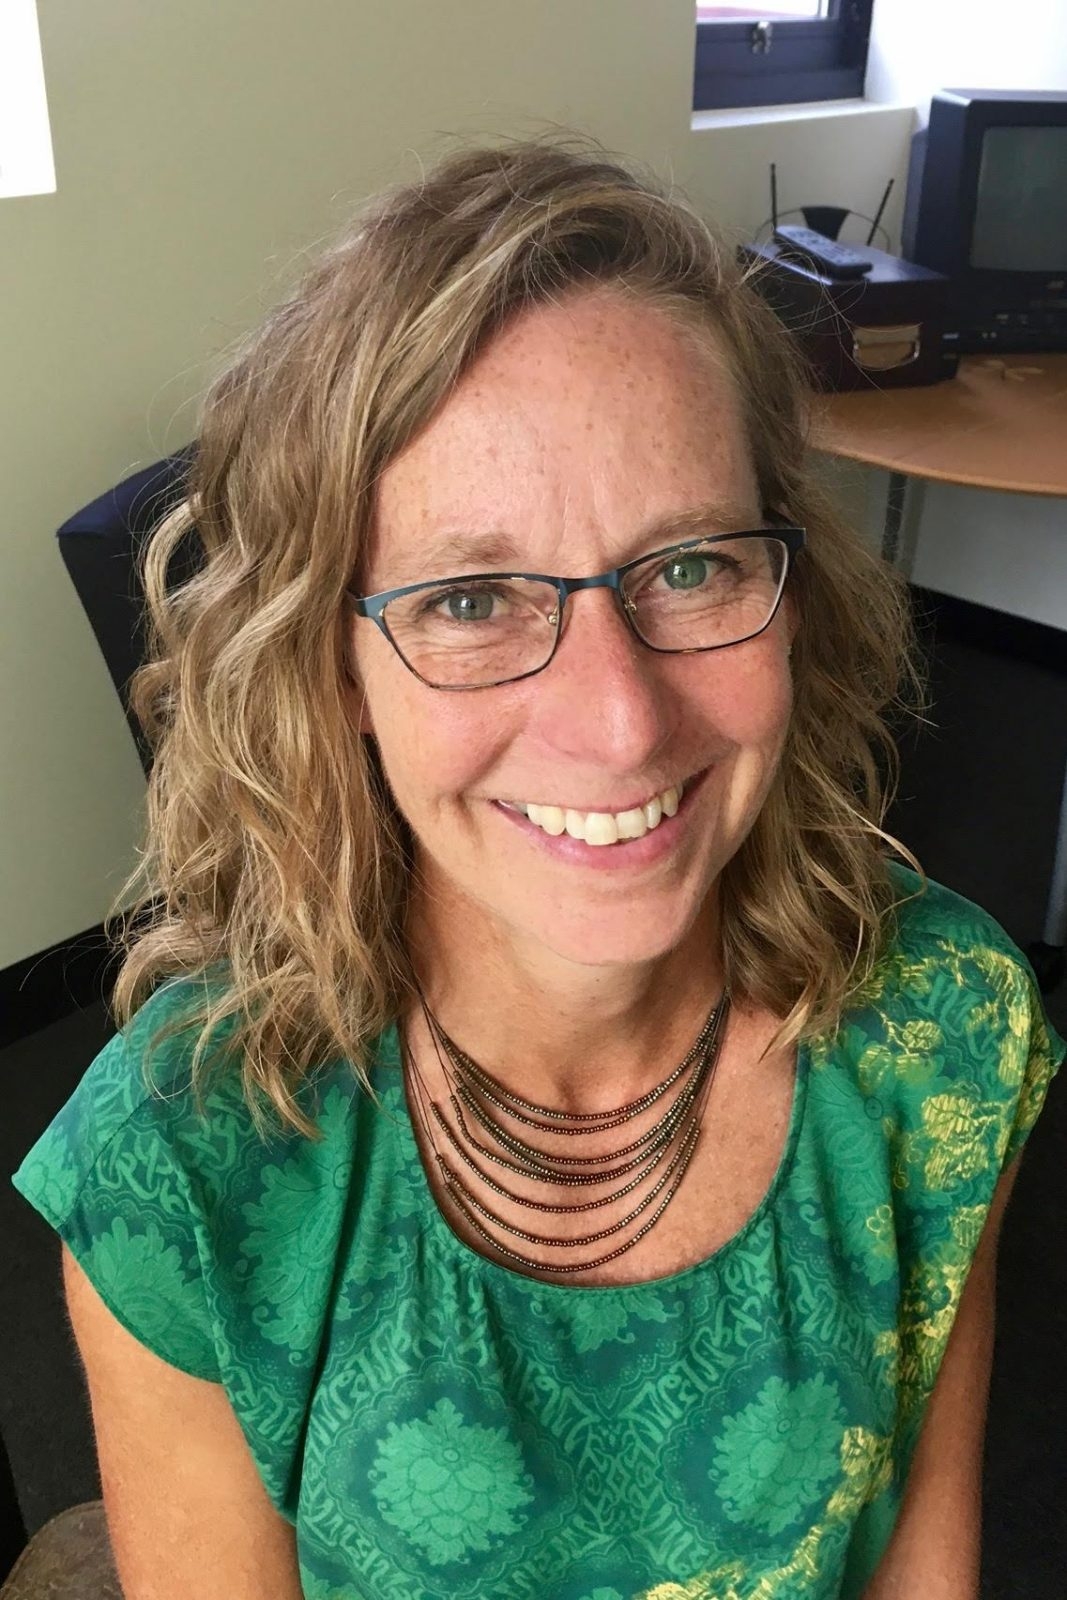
[810,353,1067,987]
[812,352,1067,498]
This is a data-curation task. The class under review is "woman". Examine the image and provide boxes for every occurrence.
[12,136,1064,1600]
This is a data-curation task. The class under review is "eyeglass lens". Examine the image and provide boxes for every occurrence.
[382,534,789,689]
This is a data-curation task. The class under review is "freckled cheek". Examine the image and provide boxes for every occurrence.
[373,695,515,820]
[696,664,794,754]
[354,638,502,816]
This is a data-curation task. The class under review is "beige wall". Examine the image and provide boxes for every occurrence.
[1,0,914,971]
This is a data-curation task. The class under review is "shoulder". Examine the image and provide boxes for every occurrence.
[823,861,1065,1181]
[882,859,1030,963]
[16,975,384,1206]
[10,978,399,1403]
[10,976,391,1374]
[870,862,1059,1041]
[12,977,249,1227]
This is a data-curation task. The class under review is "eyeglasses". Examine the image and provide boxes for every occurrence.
[346,515,804,691]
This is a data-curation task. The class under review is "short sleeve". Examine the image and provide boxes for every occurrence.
[10,1011,222,1381]
[884,863,1067,1183]
[997,951,1065,1172]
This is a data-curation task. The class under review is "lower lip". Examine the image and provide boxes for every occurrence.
[491,768,711,871]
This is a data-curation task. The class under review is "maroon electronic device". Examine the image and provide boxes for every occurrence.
[739,235,957,391]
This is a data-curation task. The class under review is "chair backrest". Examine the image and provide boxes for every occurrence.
[56,448,201,776]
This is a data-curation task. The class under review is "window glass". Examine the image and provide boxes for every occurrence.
[696,2,828,19]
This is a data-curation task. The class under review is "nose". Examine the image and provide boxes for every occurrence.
[531,585,677,773]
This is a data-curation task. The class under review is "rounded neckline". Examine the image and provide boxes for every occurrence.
[374,1022,811,1299]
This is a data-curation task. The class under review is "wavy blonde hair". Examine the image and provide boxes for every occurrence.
[107,131,927,1141]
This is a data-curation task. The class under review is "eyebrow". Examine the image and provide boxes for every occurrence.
[410,498,762,579]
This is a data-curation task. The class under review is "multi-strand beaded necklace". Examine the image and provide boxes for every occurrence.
[401,989,730,1277]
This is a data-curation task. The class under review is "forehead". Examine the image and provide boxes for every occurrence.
[366,288,757,581]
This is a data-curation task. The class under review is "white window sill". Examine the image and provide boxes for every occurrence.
[691,98,913,132]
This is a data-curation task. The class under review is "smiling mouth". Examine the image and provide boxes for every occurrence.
[495,772,705,847]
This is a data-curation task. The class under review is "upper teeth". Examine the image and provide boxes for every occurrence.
[514,782,683,846]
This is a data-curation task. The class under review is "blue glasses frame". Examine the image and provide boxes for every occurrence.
[345,514,805,690]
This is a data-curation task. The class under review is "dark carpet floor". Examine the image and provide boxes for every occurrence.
[2,588,1065,1598]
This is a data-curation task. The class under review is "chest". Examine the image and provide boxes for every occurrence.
[403,1016,799,1287]
[298,1090,893,1600]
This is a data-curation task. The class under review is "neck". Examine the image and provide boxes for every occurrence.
[402,878,725,1116]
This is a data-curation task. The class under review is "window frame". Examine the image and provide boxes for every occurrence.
[693,0,875,112]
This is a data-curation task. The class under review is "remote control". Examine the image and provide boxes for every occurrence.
[772,225,872,279]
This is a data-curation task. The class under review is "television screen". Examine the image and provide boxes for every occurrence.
[971,126,1067,273]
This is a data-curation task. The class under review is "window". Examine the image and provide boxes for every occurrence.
[693,0,874,112]
[0,0,55,198]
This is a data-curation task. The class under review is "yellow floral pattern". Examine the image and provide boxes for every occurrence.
[639,1425,894,1600]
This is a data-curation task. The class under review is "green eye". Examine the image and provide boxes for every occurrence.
[446,590,494,622]
[664,556,708,591]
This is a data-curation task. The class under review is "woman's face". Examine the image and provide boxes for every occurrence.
[349,287,796,972]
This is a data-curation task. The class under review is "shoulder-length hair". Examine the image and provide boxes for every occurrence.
[107,132,926,1141]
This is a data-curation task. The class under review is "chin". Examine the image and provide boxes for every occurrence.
[505,893,710,971]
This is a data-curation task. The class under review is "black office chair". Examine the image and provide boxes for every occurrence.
[56,448,201,777]
[3,461,202,1594]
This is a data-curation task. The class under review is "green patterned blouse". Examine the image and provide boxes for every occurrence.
[10,865,1065,1600]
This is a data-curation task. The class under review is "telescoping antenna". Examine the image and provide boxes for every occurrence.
[767,164,895,248]
[866,177,894,246]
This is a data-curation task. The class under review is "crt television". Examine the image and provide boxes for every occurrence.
[902,88,1067,353]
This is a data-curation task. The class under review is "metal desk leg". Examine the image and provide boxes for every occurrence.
[882,470,923,573]
[1029,750,1067,992]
